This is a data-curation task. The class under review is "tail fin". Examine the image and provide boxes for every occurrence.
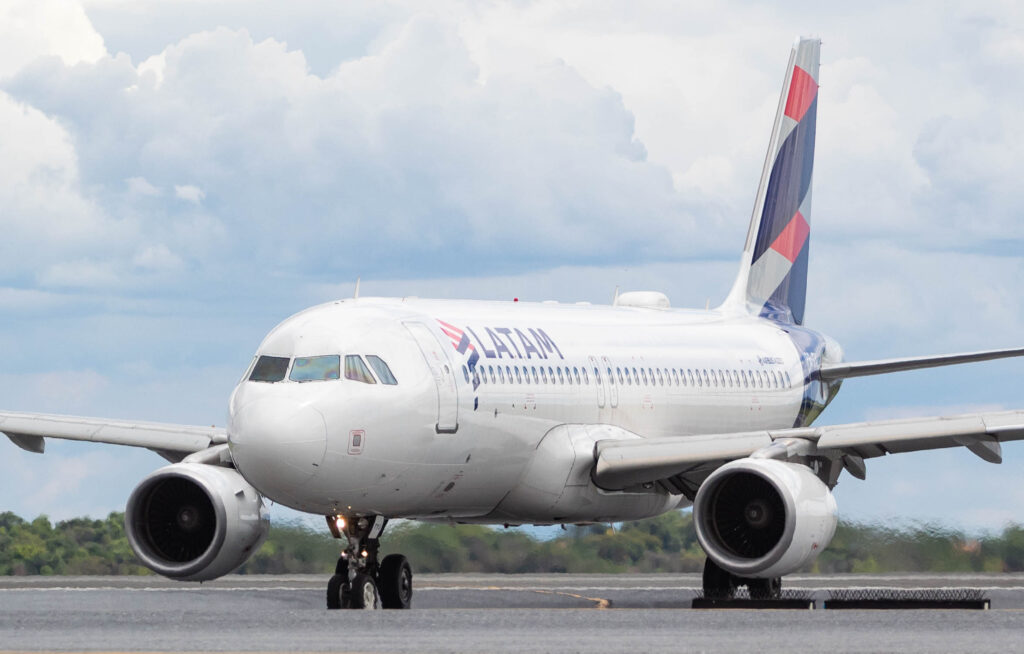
[721,37,820,325]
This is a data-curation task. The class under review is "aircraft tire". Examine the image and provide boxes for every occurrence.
[747,576,782,599]
[378,554,413,609]
[326,573,349,610]
[702,557,737,599]
[349,573,380,609]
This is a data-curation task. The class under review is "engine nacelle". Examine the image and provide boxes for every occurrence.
[125,463,270,581]
[694,458,837,578]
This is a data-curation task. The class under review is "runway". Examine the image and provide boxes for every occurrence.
[2,574,1023,652]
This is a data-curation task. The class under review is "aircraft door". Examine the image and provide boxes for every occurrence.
[589,356,605,408]
[602,356,619,408]
[403,322,459,433]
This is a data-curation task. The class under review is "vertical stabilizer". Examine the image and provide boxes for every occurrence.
[720,37,820,325]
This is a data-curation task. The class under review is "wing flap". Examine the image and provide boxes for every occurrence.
[815,415,987,453]
[0,411,225,454]
[592,409,1024,490]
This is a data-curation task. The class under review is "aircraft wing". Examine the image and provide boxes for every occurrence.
[592,409,1024,492]
[0,410,226,460]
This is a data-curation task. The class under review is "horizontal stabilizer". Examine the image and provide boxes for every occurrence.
[819,346,1024,381]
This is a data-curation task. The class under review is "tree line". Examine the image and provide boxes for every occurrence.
[2,510,1023,576]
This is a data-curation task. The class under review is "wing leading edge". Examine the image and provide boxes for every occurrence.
[0,410,225,461]
[592,409,1024,491]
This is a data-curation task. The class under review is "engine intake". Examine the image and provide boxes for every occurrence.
[694,458,837,578]
[125,463,269,581]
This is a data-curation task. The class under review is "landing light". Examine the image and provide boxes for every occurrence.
[335,516,346,531]
[361,550,369,558]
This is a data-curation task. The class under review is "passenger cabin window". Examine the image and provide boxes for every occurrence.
[344,355,377,384]
[250,355,290,383]
[366,356,398,385]
[290,355,341,382]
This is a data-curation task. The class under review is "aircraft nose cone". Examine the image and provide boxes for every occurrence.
[228,398,327,495]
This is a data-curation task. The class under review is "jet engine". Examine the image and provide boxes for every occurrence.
[125,463,269,581]
[693,458,837,578]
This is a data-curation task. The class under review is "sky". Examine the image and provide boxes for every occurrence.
[1,0,1024,534]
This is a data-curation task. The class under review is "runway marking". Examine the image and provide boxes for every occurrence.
[477,589,606,609]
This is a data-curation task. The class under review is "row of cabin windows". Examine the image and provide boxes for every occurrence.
[468,363,794,391]
[249,354,398,385]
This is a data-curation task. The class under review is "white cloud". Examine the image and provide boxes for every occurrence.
[126,176,161,196]
[0,0,106,79]
[0,370,110,413]
[1,16,701,287]
[132,244,183,271]
[174,184,205,204]
[39,259,121,289]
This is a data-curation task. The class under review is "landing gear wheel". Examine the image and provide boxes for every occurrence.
[326,573,349,610]
[702,557,737,599]
[349,573,380,609]
[378,554,413,609]
[747,577,782,600]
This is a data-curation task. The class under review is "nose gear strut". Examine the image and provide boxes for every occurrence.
[325,514,413,610]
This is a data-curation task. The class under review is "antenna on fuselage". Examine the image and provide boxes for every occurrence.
[354,277,361,299]
[612,286,620,306]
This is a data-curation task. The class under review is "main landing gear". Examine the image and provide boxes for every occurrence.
[702,557,782,600]
[325,515,413,610]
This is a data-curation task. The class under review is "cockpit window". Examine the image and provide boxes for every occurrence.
[290,355,341,382]
[344,355,377,384]
[366,356,398,385]
[249,355,290,383]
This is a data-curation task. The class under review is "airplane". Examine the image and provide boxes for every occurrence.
[4,36,1024,609]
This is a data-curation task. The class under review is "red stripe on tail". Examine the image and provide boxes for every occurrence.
[769,211,810,263]
[784,66,818,122]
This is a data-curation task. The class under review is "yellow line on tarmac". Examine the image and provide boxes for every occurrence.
[476,586,611,609]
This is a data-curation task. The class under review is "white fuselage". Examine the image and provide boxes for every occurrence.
[226,297,821,525]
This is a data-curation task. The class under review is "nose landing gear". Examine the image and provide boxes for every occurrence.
[325,514,413,610]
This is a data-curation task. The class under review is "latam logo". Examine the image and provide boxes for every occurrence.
[437,320,565,398]
[437,321,564,362]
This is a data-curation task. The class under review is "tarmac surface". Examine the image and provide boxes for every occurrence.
[2,573,1023,652]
